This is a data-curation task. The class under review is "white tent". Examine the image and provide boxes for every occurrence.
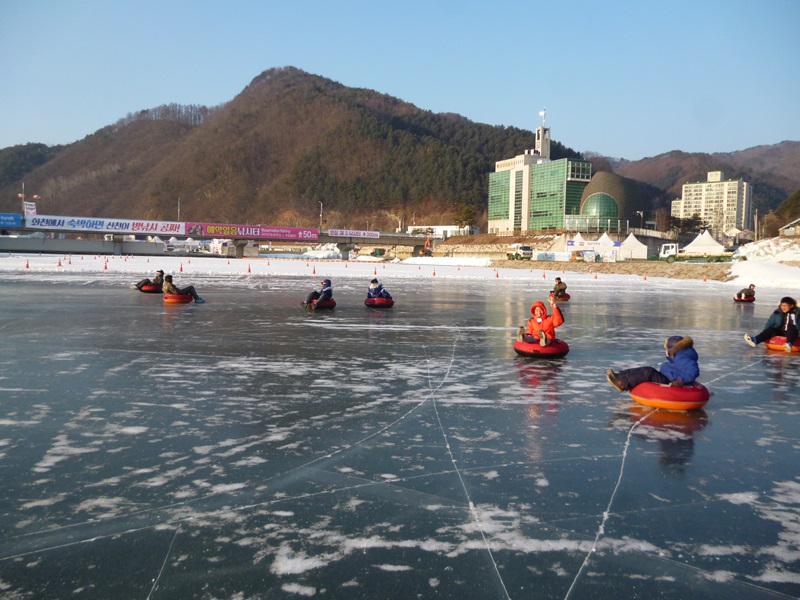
[682,230,726,255]
[596,232,616,247]
[570,232,586,247]
[619,233,648,260]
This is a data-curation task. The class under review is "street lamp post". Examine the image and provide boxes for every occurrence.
[18,183,41,216]
[635,211,644,229]
[319,202,323,231]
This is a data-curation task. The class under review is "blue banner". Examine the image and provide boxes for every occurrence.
[0,213,22,228]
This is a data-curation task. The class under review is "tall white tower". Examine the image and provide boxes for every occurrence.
[534,108,550,159]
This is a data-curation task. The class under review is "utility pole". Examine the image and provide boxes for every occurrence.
[754,209,758,241]
[319,202,323,230]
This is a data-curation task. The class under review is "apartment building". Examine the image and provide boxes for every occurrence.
[671,171,753,240]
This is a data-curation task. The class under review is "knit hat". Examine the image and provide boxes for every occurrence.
[370,279,378,284]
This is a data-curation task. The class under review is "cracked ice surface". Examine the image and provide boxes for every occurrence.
[0,263,798,599]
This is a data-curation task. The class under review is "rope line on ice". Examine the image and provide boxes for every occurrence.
[564,408,654,599]
[0,335,467,563]
[147,523,181,600]
[426,331,512,600]
[702,354,770,385]
[565,354,773,598]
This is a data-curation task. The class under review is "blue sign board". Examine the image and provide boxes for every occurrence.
[0,213,22,228]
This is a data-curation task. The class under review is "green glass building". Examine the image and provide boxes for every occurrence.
[487,127,592,234]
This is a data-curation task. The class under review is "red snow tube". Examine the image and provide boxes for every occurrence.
[629,382,710,411]
[513,339,569,358]
[314,298,336,310]
[764,336,800,352]
[139,284,163,294]
[733,295,755,303]
[553,293,570,302]
[163,293,193,304]
[364,297,394,308]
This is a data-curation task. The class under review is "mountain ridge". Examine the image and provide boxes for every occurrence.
[1,67,798,230]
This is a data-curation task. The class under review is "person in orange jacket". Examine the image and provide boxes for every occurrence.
[517,295,564,346]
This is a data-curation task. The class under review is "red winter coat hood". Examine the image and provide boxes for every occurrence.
[530,301,548,317]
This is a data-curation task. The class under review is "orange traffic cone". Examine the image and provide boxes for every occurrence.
[248,264,251,273]
[25,260,29,268]
[374,267,377,275]
[180,263,183,272]
[594,273,597,279]
[643,274,647,281]
[312,266,316,274]
[495,270,499,278]
[542,272,546,278]
[57,259,62,267]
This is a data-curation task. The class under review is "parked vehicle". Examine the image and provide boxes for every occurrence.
[506,244,533,260]
[659,243,732,263]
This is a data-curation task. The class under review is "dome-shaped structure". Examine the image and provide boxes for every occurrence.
[578,171,647,220]
[582,192,619,219]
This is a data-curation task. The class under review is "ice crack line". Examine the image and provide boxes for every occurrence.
[0,333,466,562]
[428,329,511,600]
[564,408,654,600]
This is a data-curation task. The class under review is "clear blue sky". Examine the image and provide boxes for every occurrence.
[1,0,797,160]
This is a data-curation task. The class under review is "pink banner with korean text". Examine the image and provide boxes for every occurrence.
[25,215,185,235]
[185,223,319,241]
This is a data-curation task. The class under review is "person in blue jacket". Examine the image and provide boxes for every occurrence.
[606,335,699,392]
[303,278,333,309]
[744,296,798,352]
[367,278,392,299]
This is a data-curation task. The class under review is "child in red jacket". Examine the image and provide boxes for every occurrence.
[517,295,564,346]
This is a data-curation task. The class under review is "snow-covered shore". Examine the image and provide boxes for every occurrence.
[1,237,798,289]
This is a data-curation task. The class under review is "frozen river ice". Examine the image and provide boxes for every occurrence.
[0,267,798,599]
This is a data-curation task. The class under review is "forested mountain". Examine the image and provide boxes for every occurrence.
[0,67,580,230]
[1,66,798,230]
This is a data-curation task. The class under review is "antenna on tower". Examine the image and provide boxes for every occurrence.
[538,108,547,127]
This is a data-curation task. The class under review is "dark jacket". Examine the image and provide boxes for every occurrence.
[367,283,391,299]
[318,283,333,302]
[763,307,799,333]
[659,336,700,385]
